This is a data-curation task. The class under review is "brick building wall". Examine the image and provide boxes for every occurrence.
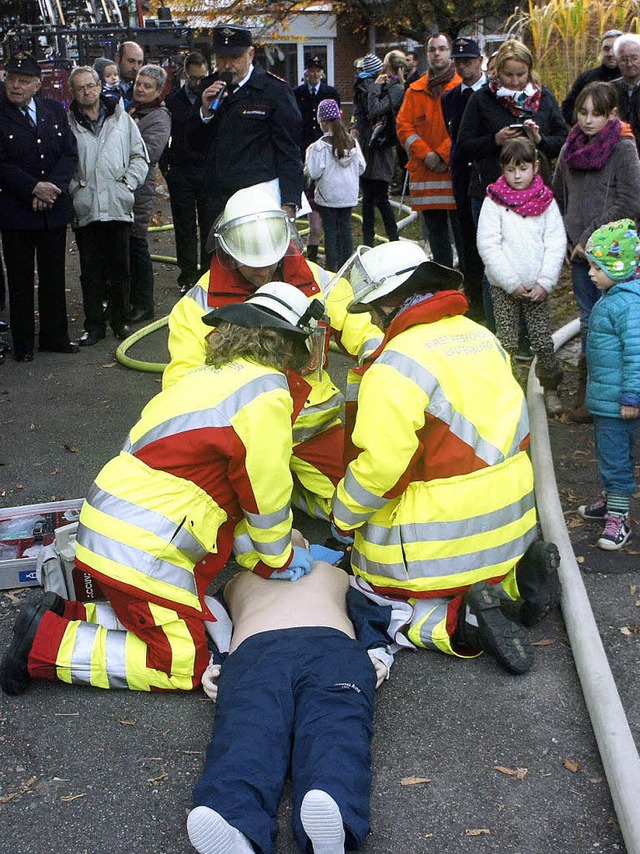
[333,17,369,122]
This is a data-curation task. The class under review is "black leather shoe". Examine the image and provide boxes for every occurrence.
[79,329,106,347]
[112,324,132,341]
[454,582,533,675]
[40,341,81,354]
[127,306,154,323]
[15,351,34,363]
[0,592,66,696]
[515,542,561,627]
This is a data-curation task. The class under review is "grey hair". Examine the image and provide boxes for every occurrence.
[137,64,167,90]
[602,29,624,43]
[69,66,100,89]
[613,33,640,56]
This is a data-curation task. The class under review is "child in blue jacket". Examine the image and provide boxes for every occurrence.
[577,219,640,550]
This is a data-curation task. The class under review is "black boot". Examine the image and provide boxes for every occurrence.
[0,592,66,696]
[514,541,560,627]
[453,582,533,675]
[306,245,318,263]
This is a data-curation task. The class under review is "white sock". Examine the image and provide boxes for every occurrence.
[300,789,346,854]
[187,806,254,854]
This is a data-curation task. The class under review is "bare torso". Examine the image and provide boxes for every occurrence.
[225,563,355,653]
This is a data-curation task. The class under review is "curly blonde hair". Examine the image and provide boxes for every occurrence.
[205,323,310,373]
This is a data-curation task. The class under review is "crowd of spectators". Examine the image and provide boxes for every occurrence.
[2,25,640,371]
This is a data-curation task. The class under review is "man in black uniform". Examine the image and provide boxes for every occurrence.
[561,30,622,125]
[441,37,487,323]
[190,25,303,224]
[0,53,79,362]
[293,56,340,262]
[294,56,340,155]
[165,51,211,294]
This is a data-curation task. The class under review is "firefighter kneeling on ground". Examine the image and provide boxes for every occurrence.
[164,186,382,521]
[0,284,321,696]
[331,242,561,675]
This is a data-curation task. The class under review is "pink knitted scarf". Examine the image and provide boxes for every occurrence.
[486,173,554,218]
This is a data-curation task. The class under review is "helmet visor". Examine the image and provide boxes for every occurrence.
[207,210,304,269]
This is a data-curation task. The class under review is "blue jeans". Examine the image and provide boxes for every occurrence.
[318,205,353,273]
[193,627,375,854]
[593,415,640,496]
[571,259,601,352]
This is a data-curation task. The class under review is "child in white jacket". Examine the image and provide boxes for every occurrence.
[477,137,566,416]
[305,99,366,272]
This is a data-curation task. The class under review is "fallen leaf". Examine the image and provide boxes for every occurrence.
[102,362,117,368]
[494,765,528,780]
[576,556,585,564]
[60,793,86,802]
[563,759,580,773]
[0,792,18,804]
[630,584,638,596]
[589,777,603,784]
[15,483,24,490]
[148,771,168,785]
[531,639,555,646]
[63,444,80,453]
[620,627,633,636]
[400,776,432,786]
[119,718,136,726]
[29,424,36,432]
[466,828,491,836]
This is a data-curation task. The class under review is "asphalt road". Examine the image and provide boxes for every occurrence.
[0,220,637,853]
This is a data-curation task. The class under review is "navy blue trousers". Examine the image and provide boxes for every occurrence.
[193,627,376,853]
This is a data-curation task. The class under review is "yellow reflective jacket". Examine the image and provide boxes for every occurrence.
[332,291,537,598]
[163,253,382,446]
[76,359,305,618]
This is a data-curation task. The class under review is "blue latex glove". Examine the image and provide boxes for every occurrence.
[269,546,313,582]
[331,521,354,545]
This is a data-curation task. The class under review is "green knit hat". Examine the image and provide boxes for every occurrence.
[585,219,640,282]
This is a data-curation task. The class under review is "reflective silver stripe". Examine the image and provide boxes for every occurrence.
[343,468,388,510]
[352,526,536,581]
[85,486,208,563]
[293,422,338,444]
[404,133,420,154]
[364,490,536,546]
[345,381,360,402]
[105,631,129,689]
[508,399,531,457]
[358,337,382,360]
[69,622,99,684]
[127,373,288,454]
[93,602,121,629]
[332,493,372,527]
[233,532,253,557]
[189,287,208,310]
[414,598,448,650]
[78,523,198,595]
[409,195,456,206]
[244,503,291,529]
[410,181,452,190]
[376,351,509,466]
[303,391,344,416]
[245,531,290,556]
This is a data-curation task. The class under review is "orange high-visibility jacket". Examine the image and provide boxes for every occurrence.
[396,71,461,211]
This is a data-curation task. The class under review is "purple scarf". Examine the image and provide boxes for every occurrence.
[487,174,554,218]
[562,118,621,170]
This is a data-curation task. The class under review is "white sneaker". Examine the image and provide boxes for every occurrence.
[187,806,254,854]
[300,789,345,854]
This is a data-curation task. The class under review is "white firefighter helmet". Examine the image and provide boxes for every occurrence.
[203,282,324,340]
[206,187,303,268]
[345,242,430,311]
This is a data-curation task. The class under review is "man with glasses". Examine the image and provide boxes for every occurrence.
[611,33,640,150]
[0,52,79,361]
[165,52,212,295]
[561,30,622,125]
[68,66,148,345]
